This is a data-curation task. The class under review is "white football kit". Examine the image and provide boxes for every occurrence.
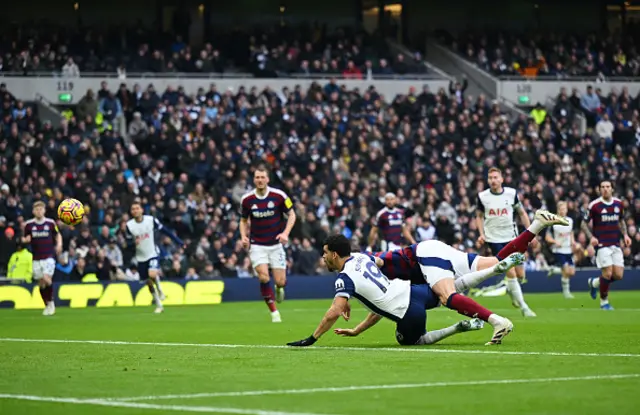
[334,253,411,322]
[477,187,521,243]
[549,217,574,255]
[126,215,164,262]
[414,240,479,286]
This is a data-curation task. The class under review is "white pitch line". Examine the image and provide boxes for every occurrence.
[1,337,640,358]
[0,394,334,415]
[107,373,640,402]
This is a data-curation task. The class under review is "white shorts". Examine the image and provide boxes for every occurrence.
[250,244,286,270]
[381,241,402,251]
[415,240,473,286]
[33,258,56,280]
[596,246,624,268]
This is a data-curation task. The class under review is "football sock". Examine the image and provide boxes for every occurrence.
[528,219,545,235]
[455,265,499,292]
[561,276,571,294]
[496,230,535,260]
[155,276,165,297]
[417,323,460,345]
[152,286,163,308]
[599,276,611,304]
[40,285,53,304]
[506,277,530,310]
[260,282,277,312]
[446,293,492,322]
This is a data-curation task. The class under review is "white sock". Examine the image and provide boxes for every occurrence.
[550,266,562,275]
[455,265,498,292]
[506,278,529,310]
[152,287,163,308]
[155,276,165,297]
[600,298,609,306]
[416,323,460,345]
[488,313,503,327]
[591,277,600,288]
[561,276,571,293]
[528,219,544,235]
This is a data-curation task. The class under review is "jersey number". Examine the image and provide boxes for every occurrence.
[363,262,390,293]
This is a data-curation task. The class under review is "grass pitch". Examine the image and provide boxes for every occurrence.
[1,292,640,415]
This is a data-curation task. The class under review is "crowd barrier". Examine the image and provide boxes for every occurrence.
[0,271,638,309]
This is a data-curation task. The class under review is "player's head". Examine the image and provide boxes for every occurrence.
[487,167,503,191]
[253,165,270,191]
[600,181,613,200]
[557,201,568,217]
[32,201,45,219]
[384,192,397,209]
[130,202,143,220]
[323,234,352,272]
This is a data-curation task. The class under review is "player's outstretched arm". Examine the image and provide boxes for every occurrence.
[334,312,383,337]
[287,296,349,347]
[276,210,296,244]
[155,218,184,246]
[402,224,417,245]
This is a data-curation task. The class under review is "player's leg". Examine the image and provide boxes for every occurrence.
[493,210,569,260]
[488,242,535,317]
[403,285,484,345]
[148,262,164,314]
[270,245,287,304]
[589,248,615,310]
[41,258,56,315]
[454,253,524,292]
[415,249,513,345]
[561,256,575,299]
[251,246,280,322]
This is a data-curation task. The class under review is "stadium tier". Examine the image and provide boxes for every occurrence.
[446,26,640,79]
[0,22,426,78]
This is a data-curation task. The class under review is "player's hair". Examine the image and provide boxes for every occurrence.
[487,167,502,176]
[557,201,567,211]
[33,201,45,209]
[324,234,351,257]
[600,180,613,188]
[254,164,269,175]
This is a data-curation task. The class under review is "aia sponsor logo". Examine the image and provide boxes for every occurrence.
[488,208,509,216]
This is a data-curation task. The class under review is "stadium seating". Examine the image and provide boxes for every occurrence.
[0,22,426,77]
[2,73,640,281]
[444,28,640,79]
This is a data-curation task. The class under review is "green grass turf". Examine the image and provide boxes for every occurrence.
[1,292,640,415]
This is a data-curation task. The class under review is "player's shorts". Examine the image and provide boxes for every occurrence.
[33,258,56,280]
[381,241,402,251]
[554,253,574,267]
[138,257,160,280]
[395,284,440,345]
[250,244,286,270]
[415,240,479,286]
[487,242,508,257]
[595,246,624,268]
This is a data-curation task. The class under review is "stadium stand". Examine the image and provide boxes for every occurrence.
[0,22,426,78]
[2,73,640,281]
[444,26,640,79]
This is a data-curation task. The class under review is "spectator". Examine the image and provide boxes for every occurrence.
[294,238,321,275]
[62,58,80,77]
[76,89,99,121]
[595,113,614,142]
[580,85,601,127]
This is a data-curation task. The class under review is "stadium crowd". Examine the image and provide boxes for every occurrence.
[0,22,424,78]
[2,73,640,281]
[445,24,640,79]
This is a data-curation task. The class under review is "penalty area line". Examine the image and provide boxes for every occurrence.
[1,337,640,359]
[0,393,336,415]
[106,373,640,402]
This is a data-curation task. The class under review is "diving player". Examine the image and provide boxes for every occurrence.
[287,235,517,348]
[582,181,631,310]
[23,201,62,316]
[126,202,184,313]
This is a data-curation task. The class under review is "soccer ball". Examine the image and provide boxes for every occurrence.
[57,198,85,226]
